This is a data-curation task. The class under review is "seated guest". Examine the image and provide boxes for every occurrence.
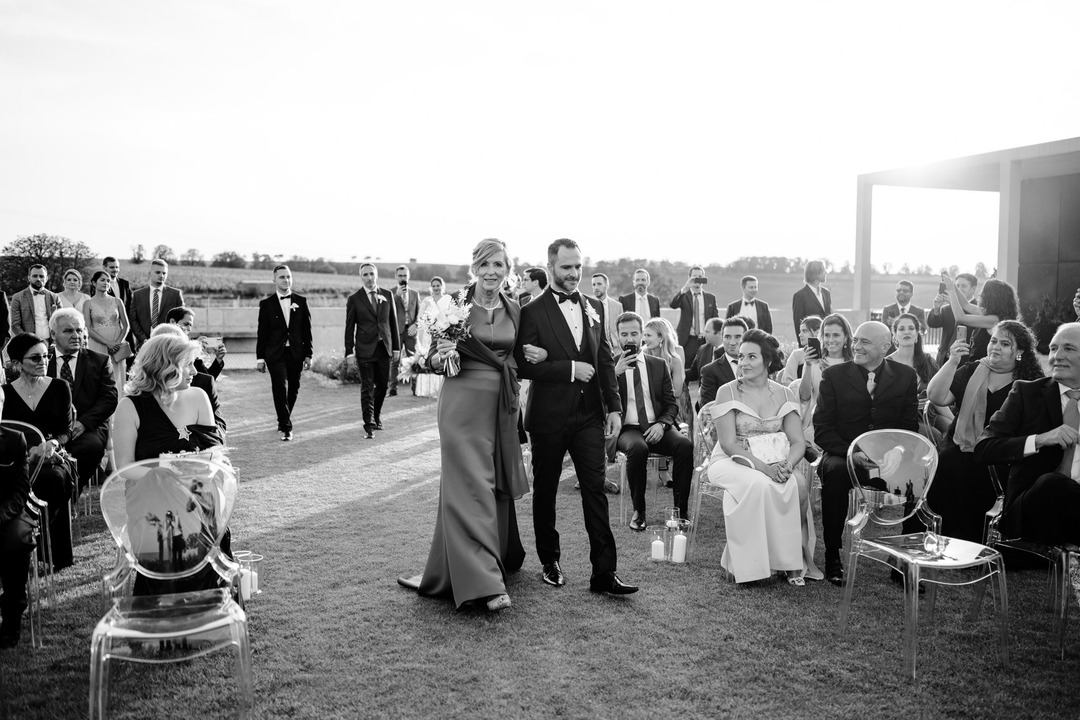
[926,320,1042,542]
[151,324,226,433]
[165,306,226,378]
[113,334,229,594]
[699,317,748,407]
[47,309,117,491]
[2,333,77,571]
[643,317,689,425]
[0,390,32,648]
[793,313,853,455]
[688,318,723,386]
[886,313,950,442]
[613,312,694,530]
[942,273,1020,364]
[974,322,1080,546]
[813,321,919,585]
[706,329,820,584]
[781,315,823,383]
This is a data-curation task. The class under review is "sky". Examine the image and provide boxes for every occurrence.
[1,1,1077,270]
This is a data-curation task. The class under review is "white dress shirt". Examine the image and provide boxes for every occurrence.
[554,293,584,381]
[31,291,47,333]
[278,294,292,328]
[624,363,656,427]
[737,298,758,322]
[634,293,650,319]
[54,351,79,380]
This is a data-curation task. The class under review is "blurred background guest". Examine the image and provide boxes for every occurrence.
[517,267,547,307]
[726,275,773,334]
[928,272,978,366]
[416,276,450,355]
[84,270,131,393]
[58,269,90,314]
[886,313,949,442]
[669,265,719,372]
[880,280,926,330]
[165,306,226,378]
[925,320,1043,541]
[942,274,1020,364]
[781,315,823,383]
[791,260,831,343]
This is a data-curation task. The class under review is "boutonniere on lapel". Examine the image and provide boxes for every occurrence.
[373,293,385,304]
[584,302,601,328]
[290,303,300,312]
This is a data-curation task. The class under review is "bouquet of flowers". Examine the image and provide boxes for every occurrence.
[421,294,472,377]
[397,352,419,383]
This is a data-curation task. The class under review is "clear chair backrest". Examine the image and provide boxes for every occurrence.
[99,457,238,581]
[0,420,46,487]
[846,429,938,526]
[695,401,718,458]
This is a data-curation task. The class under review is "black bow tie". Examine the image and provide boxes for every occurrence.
[31,290,44,296]
[279,294,291,300]
[555,291,580,304]
[744,299,755,305]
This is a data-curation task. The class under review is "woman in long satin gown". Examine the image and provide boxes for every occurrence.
[402,239,529,611]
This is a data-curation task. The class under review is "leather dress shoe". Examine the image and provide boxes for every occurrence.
[280,431,293,441]
[388,388,397,397]
[628,512,646,532]
[541,561,565,587]
[364,425,374,439]
[589,571,638,595]
[825,557,844,586]
[374,421,383,430]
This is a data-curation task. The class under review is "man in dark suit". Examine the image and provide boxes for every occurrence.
[698,317,748,407]
[130,259,185,351]
[514,238,637,596]
[880,280,926,330]
[388,265,421,397]
[927,272,977,366]
[618,268,660,320]
[590,272,623,352]
[726,275,773,334]
[792,260,831,343]
[346,263,399,439]
[9,264,61,338]
[974,322,1080,544]
[152,323,227,433]
[518,267,547,307]
[612,311,694,529]
[669,266,719,371]
[48,309,117,490]
[256,264,313,441]
[813,321,920,585]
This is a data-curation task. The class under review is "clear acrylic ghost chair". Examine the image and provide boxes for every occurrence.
[686,401,720,561]
[89,457,252,719]
[983,465,1077,658]
[3,420,54,615]
[837,429,1008,679]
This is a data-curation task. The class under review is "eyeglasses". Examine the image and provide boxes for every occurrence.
[21,354,47,363]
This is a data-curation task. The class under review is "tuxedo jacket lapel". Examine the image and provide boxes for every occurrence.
[541,292,578,358]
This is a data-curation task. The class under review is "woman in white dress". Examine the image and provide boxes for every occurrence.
[707,329,821,585]
[83,270,130,394]
[416,276,452,356]
[58,269,90,314]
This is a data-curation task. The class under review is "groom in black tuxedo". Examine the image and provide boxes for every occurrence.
[514,238,638,596]
[256,265,313,441]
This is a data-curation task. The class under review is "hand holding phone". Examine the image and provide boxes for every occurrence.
[806,337,822,360]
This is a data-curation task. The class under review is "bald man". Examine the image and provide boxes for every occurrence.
[813,321,920,585]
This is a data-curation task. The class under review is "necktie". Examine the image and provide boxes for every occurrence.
[866,371,877,397]
[692,294,700,336]
[555,291,580,304]
[1058,389,1080,478]
[150,289,160,327]
[633,366,650,427]
[370,291,378,308]
[60,355,74,383]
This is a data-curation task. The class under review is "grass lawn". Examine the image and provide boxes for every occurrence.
[2,372,1078,719]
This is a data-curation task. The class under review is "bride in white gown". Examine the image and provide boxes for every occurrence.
[707,329,822,585]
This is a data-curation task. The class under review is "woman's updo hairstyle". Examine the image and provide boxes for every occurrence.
[740,328,785,374]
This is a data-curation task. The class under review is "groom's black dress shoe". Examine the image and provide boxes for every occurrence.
[364,424,374,439]
[589,571,638,595]
[374,421,383,430]
[825,557,844,586]
[541,561,565,587]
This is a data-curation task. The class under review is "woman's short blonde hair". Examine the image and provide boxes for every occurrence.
[468,238,517,292]
[125,334,201,405]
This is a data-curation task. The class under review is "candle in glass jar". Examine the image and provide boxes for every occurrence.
[651,539,665,560]
[239,568,252,600]
[671,533,687,563]
[250,569,259,593]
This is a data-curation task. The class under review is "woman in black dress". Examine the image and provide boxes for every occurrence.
[0,387,32,648]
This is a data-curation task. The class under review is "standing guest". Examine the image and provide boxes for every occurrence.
[813,321,919,585]
[792,260,831,343]
[518,267,547,307]
[928,272,978,366]
[942,274,1021,364]
[781,316,824,384]
[166,307,227,378]
[2,333,77,571]
[707,329,820,585]
[613,312,693,529]
[886,312,948,441]
[58,269,90,314]
[0,392,31,648]
[669,266,719,371]
[153,324,227,434]
[84,271,132,393]
[515,238,637,596]
[726,275,773,334]
[95,256,133,307]
[129,259,185,352]
[400,239,528,611]
[48,309,117,490]
[974,322,1080,546]
[619,268,660,320]
[591,272,623,352]
[880,280,926,330]
[688,318,724,386]
[416,276,451,354]
[926,321,1042,542]
[0,292,8,349]
[345,263,399,439]
[389,265,420,397]
[10,265,61,338]
[256,265,312,442]
[643,317,690,426]
[699,317,748,407]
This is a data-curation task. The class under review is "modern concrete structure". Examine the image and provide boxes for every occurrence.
[854,136,1080,343]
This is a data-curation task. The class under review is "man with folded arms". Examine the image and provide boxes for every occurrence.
[613,312,693,530]
[975,322,1080,545]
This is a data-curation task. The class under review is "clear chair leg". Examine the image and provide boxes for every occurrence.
[902,564,921,680]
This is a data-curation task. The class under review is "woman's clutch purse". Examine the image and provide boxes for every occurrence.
[110,341,132,362]
[745,432,789,465]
